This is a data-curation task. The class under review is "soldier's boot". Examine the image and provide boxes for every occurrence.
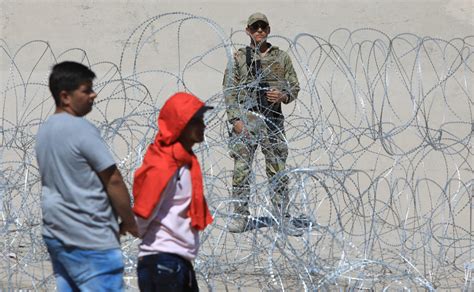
[280,214,303,237]
[228,213,252,233]
[228,198,252,233]
[272,201,303,237]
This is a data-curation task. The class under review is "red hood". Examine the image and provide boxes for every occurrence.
[132,91,213,230]
[156,92,205,145]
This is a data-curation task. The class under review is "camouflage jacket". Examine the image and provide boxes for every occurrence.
[222,44,300,122]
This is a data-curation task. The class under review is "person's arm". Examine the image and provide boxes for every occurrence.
[282,52,300,104]
[98,165,139,238]
[223,52,245,133]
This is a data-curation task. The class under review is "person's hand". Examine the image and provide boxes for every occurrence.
[266,88,288,103]
[233,120,246,134]
[120,221,139,238]
[98,165,140,238]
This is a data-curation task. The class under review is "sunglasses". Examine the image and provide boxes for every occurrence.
[249,22,268,30]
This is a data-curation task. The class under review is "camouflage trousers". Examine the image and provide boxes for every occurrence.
[228,112,289,216]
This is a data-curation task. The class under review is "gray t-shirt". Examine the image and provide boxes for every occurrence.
[35,113,119,250]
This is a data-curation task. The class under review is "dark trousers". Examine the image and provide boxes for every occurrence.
[137,253,199,292]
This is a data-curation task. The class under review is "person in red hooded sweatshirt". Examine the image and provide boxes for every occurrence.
[132,92,214,292]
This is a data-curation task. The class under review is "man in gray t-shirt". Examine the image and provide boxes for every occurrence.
[35,61,138,291]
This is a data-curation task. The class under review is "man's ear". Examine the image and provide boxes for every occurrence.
[267,26,271,34]
[58,90,70,107]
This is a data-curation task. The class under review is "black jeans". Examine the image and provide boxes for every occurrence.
[137,253,199,292]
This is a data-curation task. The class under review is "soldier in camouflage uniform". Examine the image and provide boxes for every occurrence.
[223,12,301,235]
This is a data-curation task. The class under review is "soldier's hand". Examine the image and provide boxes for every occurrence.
[233,120,246,134]
[266,88,288,103]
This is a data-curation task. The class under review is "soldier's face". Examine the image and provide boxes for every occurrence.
[247,21,270,44]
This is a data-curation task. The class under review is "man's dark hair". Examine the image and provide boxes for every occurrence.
[48,61,96,106]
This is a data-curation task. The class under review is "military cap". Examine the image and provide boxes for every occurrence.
[247,12,269,26]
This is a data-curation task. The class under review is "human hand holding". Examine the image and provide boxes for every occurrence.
[266,88,288,103]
